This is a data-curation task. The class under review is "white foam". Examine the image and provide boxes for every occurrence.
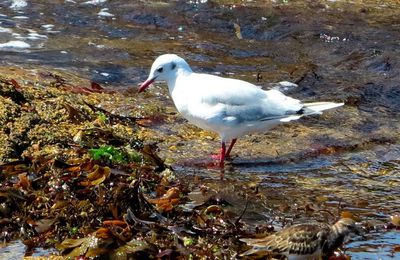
[28,32,48,39]
[98,8,114,17]
[12,15,29,19]
[0,40,30,49]
[15,34,48,40]
[10,0,28,10]
[82,0,107,5]
[41,24,55,30]
[0,27,13,33]
[277,81,298,88]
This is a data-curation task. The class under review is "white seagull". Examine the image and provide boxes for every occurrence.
[139,54,343,167]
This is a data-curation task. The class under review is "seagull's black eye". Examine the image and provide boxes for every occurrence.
[156,67,163,73]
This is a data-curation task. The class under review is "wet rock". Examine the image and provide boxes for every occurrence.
[90,64,127,84]
[365,56,392,72]
[359,83,400,113]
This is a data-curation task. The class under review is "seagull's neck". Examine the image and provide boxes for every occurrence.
[166,67,193,94]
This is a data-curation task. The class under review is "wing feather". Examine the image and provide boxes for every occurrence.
[240,223,330,255]
[185,73,303,125]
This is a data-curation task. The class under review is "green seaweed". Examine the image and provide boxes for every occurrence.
[89,146,126,163]
[89,145,142,164]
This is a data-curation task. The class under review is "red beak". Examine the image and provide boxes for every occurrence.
[138,78,155,93]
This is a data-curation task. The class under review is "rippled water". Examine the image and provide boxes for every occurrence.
[348,231,400,259]
[1,0,400,257]
[0,239,58,259]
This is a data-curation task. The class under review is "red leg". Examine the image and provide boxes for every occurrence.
[225,138,237,157]
[220,141,226,167]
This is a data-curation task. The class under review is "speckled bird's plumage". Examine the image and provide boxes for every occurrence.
[240,218,358,260]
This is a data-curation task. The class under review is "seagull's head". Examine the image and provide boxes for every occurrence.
[138,54,192,93]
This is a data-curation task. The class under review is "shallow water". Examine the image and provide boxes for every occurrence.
[1,0,400,257]
[0,239,57,259]
[0,240,25,259]
[348,231,400,259]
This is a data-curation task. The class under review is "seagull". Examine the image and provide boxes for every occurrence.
[139,54,343,167]
[240,218,361,260]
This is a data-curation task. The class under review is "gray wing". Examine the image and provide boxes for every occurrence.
[218,104,303,126]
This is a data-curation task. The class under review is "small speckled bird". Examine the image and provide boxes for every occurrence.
[240,218,360,260]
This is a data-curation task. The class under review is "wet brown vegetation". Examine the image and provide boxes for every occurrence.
[0,70,259,258]
[1,68,382,259]
[0,70,185,258]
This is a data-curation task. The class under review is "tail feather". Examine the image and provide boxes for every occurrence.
[302,102,344,114]
[279,101,343,123]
